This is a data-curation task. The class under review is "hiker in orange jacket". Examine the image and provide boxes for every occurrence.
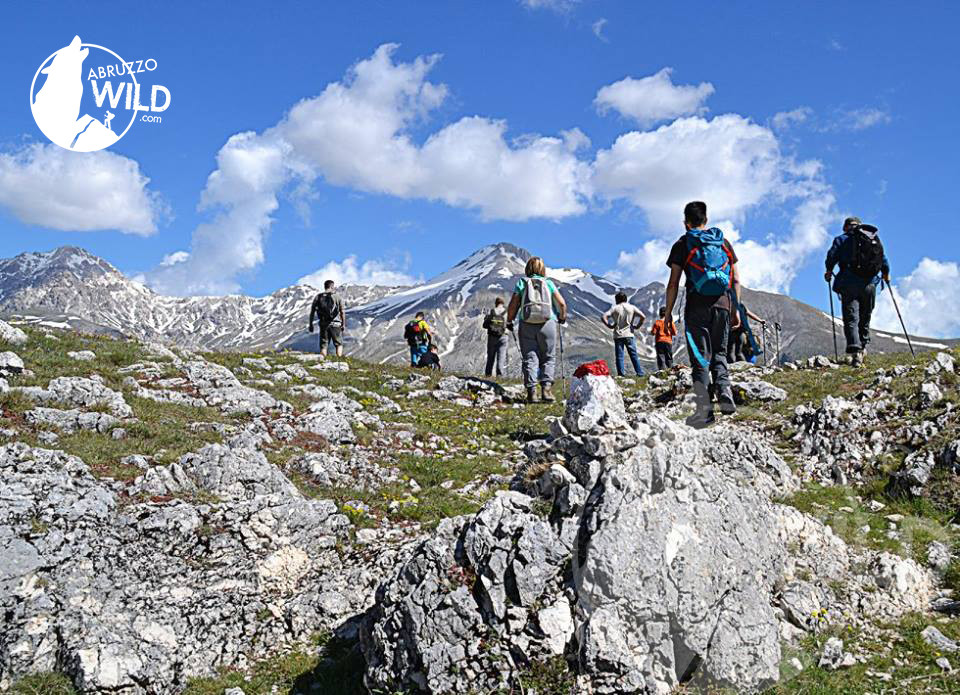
[650,306,677,371]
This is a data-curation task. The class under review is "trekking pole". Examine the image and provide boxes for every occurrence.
[884,280,915,357]
[761,322,767,366]
[775,322,782,365]
[558,321,566,398]
[826,279,840,363]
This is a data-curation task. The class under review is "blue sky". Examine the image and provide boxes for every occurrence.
[1,1,958,335]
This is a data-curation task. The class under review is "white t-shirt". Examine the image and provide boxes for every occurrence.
[603,302,645,339]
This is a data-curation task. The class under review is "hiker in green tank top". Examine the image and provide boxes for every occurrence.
[507,256,567,404]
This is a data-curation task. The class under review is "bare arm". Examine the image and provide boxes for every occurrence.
[663,264,683,331]
[553,291,567,323]
[507,293,521,323]
[730,263,742,329]
[601,309,613,329]
[631,308,646,329]
[746,307,764,323]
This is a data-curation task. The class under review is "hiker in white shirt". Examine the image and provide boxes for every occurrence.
[602,291,646,376]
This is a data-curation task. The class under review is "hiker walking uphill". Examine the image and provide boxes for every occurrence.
[663,201,741,428]
[404,311,433,367]
[602,292,645,377]
[728,304,766,364]
[482,298,511,377]
[825,217,890,367]
[308,280,346,357]
[507,256,567,404]
[650,307,677,370]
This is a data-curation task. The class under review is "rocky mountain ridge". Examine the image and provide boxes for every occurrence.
[1,317,959,694]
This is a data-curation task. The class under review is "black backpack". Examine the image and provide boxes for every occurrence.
[486,312,506,336]
[850,226,884,279]
[316,292,338,323]
[404,320,429,346]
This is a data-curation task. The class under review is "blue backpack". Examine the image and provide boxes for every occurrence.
[682,227,733,296]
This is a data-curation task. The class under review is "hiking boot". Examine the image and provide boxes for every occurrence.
[851,351,864,368]
[685,410,716,430]
[717,390,738,415]
[541,383,556,403]
[526,387,537,404]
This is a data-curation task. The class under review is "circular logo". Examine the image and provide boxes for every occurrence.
[30,36,138,152]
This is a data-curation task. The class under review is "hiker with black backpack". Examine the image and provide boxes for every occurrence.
[824,216,890,367]
[506,256,568,404]
[662,201,740,428]
[602,291,646,377]
[308,280,346,357]
[482,297,510,377]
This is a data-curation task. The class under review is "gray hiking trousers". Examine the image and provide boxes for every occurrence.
[485,334,508,377]
[518,320,556,388]
[839,283,876,353]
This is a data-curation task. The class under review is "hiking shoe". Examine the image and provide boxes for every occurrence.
[685,411,716,430]
[851,351,864,368]
[717,390,738,415]
[541,383,556,403]
[526,388,537,404]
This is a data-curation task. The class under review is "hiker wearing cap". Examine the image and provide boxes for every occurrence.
[482,297,510,377]
[309,280,346,358]
[650,306,677,370]
[404,311,433,367]
[507,256,568,404]
[662,201,740,428]
[728,305,766,364]
[825,217,890,367]
[602,291,646,377]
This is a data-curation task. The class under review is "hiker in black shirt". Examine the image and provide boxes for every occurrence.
[663,201,741,428]
[309,280,346,357]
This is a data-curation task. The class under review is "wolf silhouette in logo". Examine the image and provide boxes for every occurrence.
[32,36,120,152]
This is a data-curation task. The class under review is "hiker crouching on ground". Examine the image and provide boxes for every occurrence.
[650,306,676,370]
[404,311,433,367]
[309,279,346,357]
[602,291,645,377]
[416,343,442,370]
[663,201,741,428]
[482,297,510,377]
[507,256,567,404]
[825,216,890,367]
[728,304,766,364]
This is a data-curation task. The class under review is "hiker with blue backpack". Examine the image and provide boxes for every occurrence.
[824,217,890,367]
[506,256,568,404]
[662,201,740,428]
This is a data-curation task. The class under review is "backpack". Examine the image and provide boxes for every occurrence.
[682,228,733,296]
[486,312,506,336]
[404,320,429,346]
[521,277,553,324]
[316,292,338,324]
[850,225,885,280]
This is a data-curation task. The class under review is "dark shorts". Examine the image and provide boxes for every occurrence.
[319,323,343,348]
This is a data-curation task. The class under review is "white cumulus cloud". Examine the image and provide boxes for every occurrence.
[874,258,960,339]
[0,143,162,236]
[599,115,836,292]
[772,106,813,131]
[299,255,418,288]
[146,44,590,295]
[594,69,715,127]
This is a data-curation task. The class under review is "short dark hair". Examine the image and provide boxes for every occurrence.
[494,297,504,306]
[659,306,667,317]
[429,344,438,352]
[684,201,708,228]
[615,291,628,304]
[415,311,425,319]
[324,280,335,290]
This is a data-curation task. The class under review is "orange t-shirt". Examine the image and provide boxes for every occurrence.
[651,319,676,344]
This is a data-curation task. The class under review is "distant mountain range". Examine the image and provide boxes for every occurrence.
[0,245,952,374]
